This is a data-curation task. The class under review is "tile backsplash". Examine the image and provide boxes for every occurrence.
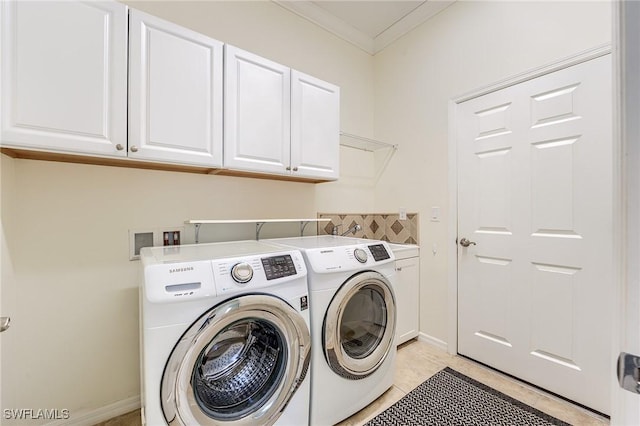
[317,213,419,244]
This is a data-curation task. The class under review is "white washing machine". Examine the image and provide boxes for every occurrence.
[139,240,311,426]
[268,236,397,426]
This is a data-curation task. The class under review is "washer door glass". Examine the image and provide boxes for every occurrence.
[192,319,286,421]
[161,294,311,426]
[324,271,396,380]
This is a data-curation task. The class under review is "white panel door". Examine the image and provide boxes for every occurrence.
[224,45,290,175]
[128,10,223,167]
[457,55,612,414]
[0,1,127,156]
[291,70,340,180]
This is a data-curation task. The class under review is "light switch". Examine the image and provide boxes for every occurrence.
[431,206,440,222]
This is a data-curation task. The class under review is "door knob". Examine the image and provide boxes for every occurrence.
[459,238,477,247]
[0,317,10,332]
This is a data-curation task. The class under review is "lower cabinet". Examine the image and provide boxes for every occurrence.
[395,255,420,346]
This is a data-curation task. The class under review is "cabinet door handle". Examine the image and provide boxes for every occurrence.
[130,146,139,153]
[115,144,124,151]
[293,167,298,172]
[286,166,291,171]
[396,267,403,272]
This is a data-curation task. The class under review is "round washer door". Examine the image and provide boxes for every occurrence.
[161,294,311,426]
[323,270,396,380]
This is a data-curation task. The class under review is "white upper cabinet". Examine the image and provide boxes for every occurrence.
[224,45,291,175]
[0,1,127,156]
[128,10,223,167]
[225,46,340,180]
[291,71,340,180]
[1,1,339,181]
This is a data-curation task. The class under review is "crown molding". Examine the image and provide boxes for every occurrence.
[274,1,375,54]
[273,1,455,55]
[374,1,455,53]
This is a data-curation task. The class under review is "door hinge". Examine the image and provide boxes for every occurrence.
[618,352,640,395]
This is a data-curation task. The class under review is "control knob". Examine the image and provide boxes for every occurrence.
[354,248,368,263]
[231,262,254,284]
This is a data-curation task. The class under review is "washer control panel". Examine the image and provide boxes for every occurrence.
[231,262,254,283]
[261,255,296,280]
[213,251,306,296]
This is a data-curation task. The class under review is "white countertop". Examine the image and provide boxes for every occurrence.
[387,243,419,259]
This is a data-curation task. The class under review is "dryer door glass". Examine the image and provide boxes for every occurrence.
[340,286,386,359]
[161,295,311,426]
[324,271,396,380]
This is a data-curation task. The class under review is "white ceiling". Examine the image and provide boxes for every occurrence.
[273,1,455,55]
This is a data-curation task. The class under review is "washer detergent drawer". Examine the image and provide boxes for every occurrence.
[144,260,216,303]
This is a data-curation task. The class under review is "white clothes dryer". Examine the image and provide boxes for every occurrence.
[268,236,397,426]
[139,241,311,426]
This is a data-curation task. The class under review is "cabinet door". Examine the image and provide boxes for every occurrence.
[224,45,290,174]
[128,10,223,167]
[395,257,420,345]
[291,71,340,180]
[1,1,127,156]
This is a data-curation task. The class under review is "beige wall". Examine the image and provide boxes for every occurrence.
[372,1,612,342]
[0,1,375,423]
[1,0,614,422]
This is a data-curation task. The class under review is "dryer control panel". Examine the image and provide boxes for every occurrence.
[368,244,391,261]
[303,241,395,274]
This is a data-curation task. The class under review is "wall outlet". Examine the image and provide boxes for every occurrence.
[399,208,407,220]
[129,226,185,260]
[163,230,181,246]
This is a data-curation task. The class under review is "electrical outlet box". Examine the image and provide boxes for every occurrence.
[399,208,407,221]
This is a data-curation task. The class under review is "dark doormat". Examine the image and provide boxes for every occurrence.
[365,367,571,426]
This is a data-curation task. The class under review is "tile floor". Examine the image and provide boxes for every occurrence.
[98,340,609,426]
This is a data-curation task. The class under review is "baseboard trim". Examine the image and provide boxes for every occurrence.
[45,395,140,426]
[418,332,448,351]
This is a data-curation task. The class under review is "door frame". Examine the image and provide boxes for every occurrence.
[611,1,640,424]
[446,42,615,407]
